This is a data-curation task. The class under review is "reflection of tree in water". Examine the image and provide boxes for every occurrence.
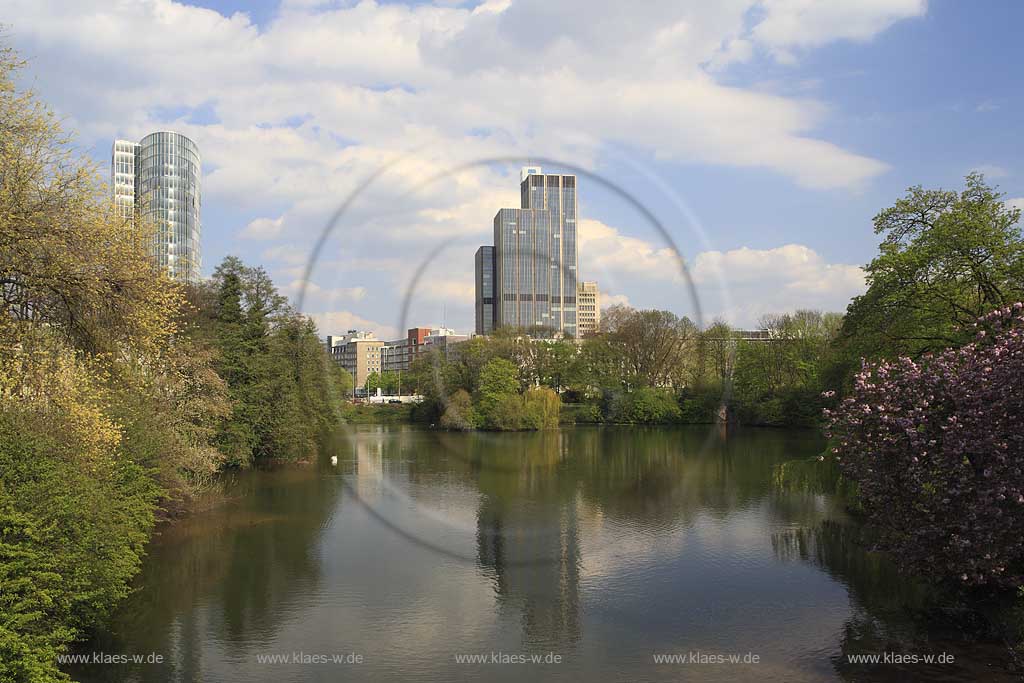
[72,457,344,683]
[463,426,826,652]
[571,426,824,528]
[772,521,1020,682]
[473,431,583,650]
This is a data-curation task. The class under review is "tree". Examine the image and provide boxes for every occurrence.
[602,305,696,387]
[826,304,1024,589]
[475,358,522,429]
[205,256,347,463]
[840,173,1024,362]
[439,389,477,430]
[522,386,561,429]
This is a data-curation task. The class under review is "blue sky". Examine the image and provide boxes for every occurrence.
[6,0,1023,336]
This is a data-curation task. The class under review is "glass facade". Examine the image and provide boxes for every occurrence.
[111,131,202,283]
[476,168,579,336]
[475,246,496,335]
[111,140,140,221]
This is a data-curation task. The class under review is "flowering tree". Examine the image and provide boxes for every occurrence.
[825,304,1024,589]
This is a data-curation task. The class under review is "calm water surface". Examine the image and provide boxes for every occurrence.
[69,425,1018,682]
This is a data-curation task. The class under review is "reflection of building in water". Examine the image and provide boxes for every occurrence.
[476,493,582,648]
[354,434,385,502]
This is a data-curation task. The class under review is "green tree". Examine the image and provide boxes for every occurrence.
[523,386,561,429]
[840,173,1024,362]
[439,388,478,430]
[475,358,521,429]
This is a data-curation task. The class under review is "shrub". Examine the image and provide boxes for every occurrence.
[677,387,721,423]
[476,358,522,430]
[826,304,1024,589]
[440,389,478,430]
[610,387,682,424]
[561,402,603,424]
[523,387,560,429]
[486,393,526,431]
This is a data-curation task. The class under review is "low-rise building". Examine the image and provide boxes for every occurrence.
[381,327,431,372]
[326,330,383,388]
[328,327,471,392]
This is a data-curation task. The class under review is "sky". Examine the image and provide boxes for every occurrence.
[5,0,1023,338]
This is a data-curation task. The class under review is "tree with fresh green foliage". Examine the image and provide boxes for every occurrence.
[0,44,349,680]
[839,173,1024,363]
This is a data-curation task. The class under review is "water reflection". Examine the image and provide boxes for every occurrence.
[67,425,1018,682]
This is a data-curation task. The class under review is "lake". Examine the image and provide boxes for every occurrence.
[67,425,1019,682]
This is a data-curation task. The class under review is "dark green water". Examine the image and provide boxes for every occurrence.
[68,425,1018,682]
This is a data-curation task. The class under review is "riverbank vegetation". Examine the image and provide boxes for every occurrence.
[0,47,347,682]
[405,307,842,429]
[823,176,1024,591]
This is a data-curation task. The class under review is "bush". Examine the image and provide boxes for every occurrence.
[476,359,522,430]
[676,387,721,423]
[522,387,560,429]
[560,402,602,424]
[826,305,1024,589]
[609,387,681,424]
[486,393,526,431]
[440,390,478,430]
[0,369,160,682]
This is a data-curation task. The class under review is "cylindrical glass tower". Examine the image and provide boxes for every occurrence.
[136,131,202,283]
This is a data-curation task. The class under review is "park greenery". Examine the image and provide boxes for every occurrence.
[404,307,844,429]
[402,169,1024,597]
[824,180,1024,590]
[0,47,348,682]
[4,36,1024,679]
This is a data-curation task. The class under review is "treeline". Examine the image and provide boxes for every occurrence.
[187,257,352,464]
[0,47,347,681]
[403,308,842,428]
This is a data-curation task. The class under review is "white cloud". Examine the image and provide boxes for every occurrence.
[261,244,308,265]
[578,218,684,283]
[973,164,1009,179]
[692,243,865,323]
[4,0,916,195]
[752,0,926,58]
[2,0,922,330]
[281,280,366,301]
[601,293,631,309]
[309,310,398,340]
[412,278,476,306]
[241,215,285,239]
[1006,198,1024,212]
[577,214,865,324]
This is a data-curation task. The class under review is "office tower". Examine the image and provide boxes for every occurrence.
[111,131,202,283]
[576,281,601,337]
[519,169,577,335]
[475,246,496,335]
[483,167,577,335]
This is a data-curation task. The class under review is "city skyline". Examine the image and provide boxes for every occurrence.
[11,1,1023,337]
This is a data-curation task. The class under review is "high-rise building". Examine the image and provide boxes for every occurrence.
[479,167,578,335]
[111,140,140,221]
[111,131,202,283]
[577,281,601,337]
[474,246,496,335]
